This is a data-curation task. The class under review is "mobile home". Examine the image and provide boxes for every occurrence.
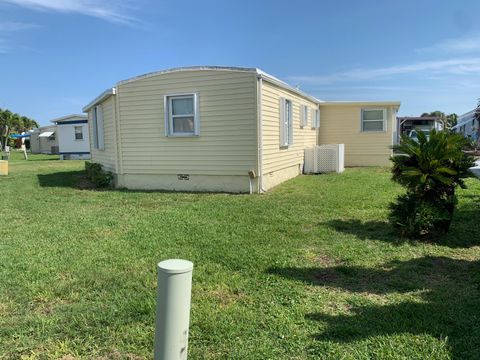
[51,114,90,160]
[30,125,58,154]
[83,66,400,192]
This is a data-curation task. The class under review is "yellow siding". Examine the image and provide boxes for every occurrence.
[116,70,257,176]
[260,81,318,188]
[88,96,117,172]
[318,105,395,167]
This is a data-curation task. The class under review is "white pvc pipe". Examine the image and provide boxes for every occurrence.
[154,259,194,360]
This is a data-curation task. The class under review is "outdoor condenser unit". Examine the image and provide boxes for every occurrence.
[304,144,345,174]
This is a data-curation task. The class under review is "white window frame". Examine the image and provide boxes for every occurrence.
[361,108,386,132]
[301,105,309,128]
[74,126,84,140]
[279,98,293,147]
[92,105,105,150]
[164,93,200,137]
[313,108,320,129]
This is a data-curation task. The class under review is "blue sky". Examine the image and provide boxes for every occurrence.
[1,0,480,126]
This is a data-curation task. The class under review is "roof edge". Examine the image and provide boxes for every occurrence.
[321,101,401,107]
[82,88,116,112]
[50,114,88,124]
[117,66,258,86]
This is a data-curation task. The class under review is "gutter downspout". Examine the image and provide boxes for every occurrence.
[256,74,266,193]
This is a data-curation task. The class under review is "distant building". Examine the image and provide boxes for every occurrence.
[396,116,444,143]
[451,109,479,143]
[50,114,90,160]
[30,125,58,154]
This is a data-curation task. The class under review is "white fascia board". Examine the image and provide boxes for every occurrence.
[82,88,116,112]
[321,101,401,107]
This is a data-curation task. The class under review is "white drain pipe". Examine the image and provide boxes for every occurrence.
[154,259,194,360]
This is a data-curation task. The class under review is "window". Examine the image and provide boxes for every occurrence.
[361,109,386,132]
[165,93,199,136]
[48,133,56,141]
[74,126,83,140]
[313,108,320,129]
[92,105,105,150]
[279,98,293,147]
[301,105,308,128]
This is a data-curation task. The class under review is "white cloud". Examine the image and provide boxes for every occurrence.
[0,21,37,54]
[0,21,37,31]
[288,58,480,85]
[0,0,138,24]
[417,34,480,54]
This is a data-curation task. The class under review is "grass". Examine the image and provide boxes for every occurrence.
[1,152,479,359]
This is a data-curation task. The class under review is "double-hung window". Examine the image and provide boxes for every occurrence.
[361,109,386,132]
[165,93,199,136]
[280,98,293,147]
[92,105,105,150]
[313,108,320,128]
[301,105,308,128]
[74,126,83,140]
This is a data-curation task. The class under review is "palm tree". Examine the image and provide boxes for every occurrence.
[390,130,475,237]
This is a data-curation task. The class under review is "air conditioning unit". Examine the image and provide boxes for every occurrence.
[304,144,345,174]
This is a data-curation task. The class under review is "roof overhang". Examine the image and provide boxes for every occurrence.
[50,114,88,124]
[320,101,401,107]
[82,88,116,112]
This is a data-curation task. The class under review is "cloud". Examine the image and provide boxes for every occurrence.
[0,21,37,54]
[0,0,139,25]
[417,34,480,54]
[288,58,480,85]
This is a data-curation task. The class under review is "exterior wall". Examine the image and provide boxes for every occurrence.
[319,105,396,167]
[57,122,90,159]
[30,132,40,153]
[88,96,117,172]
[260,81,318,190]
[114,70,258,192]
[116,174,254,193]
[454,109,479,142]
[30,125,58,154]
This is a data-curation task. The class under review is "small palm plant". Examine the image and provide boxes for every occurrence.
[390,130,475,238]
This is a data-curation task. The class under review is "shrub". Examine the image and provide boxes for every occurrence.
[389,130,474,238]
[85,161,113,188]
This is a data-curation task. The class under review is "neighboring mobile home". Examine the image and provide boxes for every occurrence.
[51,114,90,160]
[83,66,400,192]
[452,108,479,143]
[30,125,58,154]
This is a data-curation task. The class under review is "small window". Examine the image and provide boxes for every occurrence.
[48,133,56,141]
[165,93,199,136]
[280,98,293,147]
[313,108,320,129]
[301,105,308,128]
[361,109,386,132]
[92,105,105,150]
[74,126,83,140]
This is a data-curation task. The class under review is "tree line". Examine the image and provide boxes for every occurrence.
[0,108,39,151]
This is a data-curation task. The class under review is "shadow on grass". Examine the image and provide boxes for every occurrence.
[37,171,87,188]
[268,256,480,358]
[324,198,480,249]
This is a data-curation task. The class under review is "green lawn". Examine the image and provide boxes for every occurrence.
[1,153,479,359]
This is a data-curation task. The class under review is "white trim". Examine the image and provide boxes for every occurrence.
[50,114,88,124]
[164,93,200,137]
[82,88,116,112]
[300,105,308,128]
[361,108,387,132]
[322,101,401,107]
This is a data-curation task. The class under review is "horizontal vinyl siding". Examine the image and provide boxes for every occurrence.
[261,81,318,175]
[88,96,116,172]
[318,105,395,166]
[117,70,257,176]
